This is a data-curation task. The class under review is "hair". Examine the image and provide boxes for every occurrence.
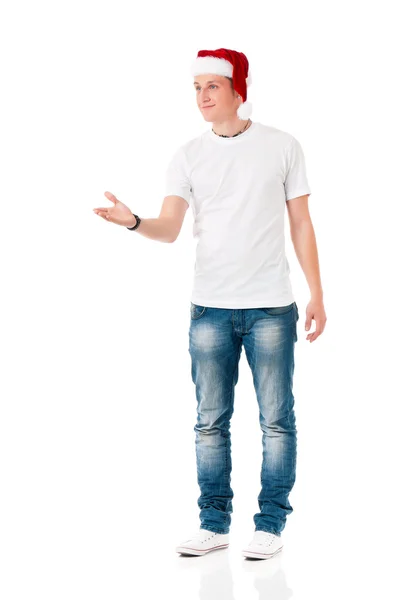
[224,76,239,99]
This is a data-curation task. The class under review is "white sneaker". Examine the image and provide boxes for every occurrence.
[242,530,283,559]
[176,528,230,556]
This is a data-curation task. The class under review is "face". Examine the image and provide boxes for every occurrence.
[193,74,240,121]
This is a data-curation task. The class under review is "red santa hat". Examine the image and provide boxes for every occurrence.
[190,48,252,120]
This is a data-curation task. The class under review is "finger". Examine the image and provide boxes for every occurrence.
[93,207,110,212]
[313,320,326,337]
[104,191,118,204]
[96,212,111,221]
[307,329,321,342]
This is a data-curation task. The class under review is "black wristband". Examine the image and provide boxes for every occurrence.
[126,214,141,230]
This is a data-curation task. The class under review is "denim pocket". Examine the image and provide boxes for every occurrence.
[190,302,207,320]
[261,302,295,316]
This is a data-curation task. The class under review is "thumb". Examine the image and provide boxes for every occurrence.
[104,191,118,204]
[305,318,311,331]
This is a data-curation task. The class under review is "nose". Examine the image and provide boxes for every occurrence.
[198,89,211,103]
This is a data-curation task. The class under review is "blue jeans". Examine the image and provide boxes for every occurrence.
[188,301,299,536]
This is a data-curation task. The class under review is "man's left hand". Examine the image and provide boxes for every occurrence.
[304,298,327,343]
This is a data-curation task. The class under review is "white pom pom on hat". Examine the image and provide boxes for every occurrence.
[191,48,253,120]
[237,99,252,119]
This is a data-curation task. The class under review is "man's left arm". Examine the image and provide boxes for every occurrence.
[286,194,327,343]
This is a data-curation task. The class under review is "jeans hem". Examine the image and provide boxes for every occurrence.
[200,525,229,535]
[255,528,281,536]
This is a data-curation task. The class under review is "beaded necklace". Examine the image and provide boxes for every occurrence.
[212,118,252,138]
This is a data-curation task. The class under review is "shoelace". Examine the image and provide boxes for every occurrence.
[253,531,277,546]
[184,530,217,544]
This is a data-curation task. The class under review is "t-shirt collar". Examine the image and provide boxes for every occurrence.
[209,120,257,144]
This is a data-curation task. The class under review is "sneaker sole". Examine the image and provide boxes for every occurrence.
[176,543,229,556]
[242,546,283,559]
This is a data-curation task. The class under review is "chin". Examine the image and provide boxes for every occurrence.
[201,111,217,123]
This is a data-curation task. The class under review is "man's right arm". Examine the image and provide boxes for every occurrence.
[127,195,189,243]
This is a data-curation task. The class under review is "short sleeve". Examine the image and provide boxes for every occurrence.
[164,146,192,205]
[284,137,312,201]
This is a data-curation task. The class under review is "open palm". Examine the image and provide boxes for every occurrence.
[93,191,135,226]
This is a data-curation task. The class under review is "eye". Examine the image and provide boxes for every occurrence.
[195,85,218,91]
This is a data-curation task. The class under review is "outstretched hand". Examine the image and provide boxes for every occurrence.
[93,191,136,227]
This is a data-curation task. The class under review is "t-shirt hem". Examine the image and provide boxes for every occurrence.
[164,191,190,205]
[286,189,312,200]
[190,297,295,309]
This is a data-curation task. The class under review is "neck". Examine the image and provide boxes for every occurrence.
[212,116,251,137]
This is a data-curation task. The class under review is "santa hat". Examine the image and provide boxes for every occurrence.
[190,48,252,120]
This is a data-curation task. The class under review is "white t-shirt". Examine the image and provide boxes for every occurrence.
[164,120,311,309]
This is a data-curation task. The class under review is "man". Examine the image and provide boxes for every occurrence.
[93,48,327,560]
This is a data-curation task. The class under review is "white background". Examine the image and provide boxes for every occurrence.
[1,1,397,598]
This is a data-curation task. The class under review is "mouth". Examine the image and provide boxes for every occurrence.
[202,105,215,109]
